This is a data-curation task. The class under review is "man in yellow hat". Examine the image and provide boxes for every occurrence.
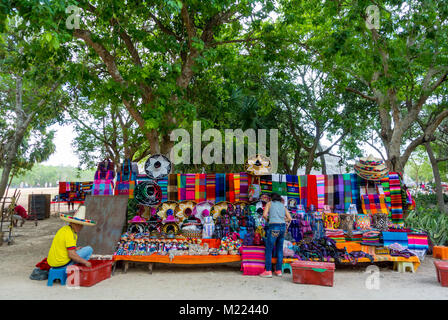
[47,206,96,268]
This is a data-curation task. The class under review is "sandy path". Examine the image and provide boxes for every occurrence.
[0,208,447,300]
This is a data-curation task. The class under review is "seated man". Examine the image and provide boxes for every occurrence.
[12,204,28,227]
[47,206,96,268]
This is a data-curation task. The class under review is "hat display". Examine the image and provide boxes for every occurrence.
[162,209,178,224]
[144,154,172,179]
[354,154,389,181]
[211,201,234,220]
[193,200,214,224]
[245,154,272,176]
[128,215,146,224]
[60,205,96,226]
[175,200,197,223]
[156,200,178,220]
[135,181,162,206]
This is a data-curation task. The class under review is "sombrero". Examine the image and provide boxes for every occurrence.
[354,154,389,181]
[245,154,272,175]
[156,200,178,220]
[287,198,298,210]
[134,181,162,206]
[175,200,197,222]
[128,215,147,224]
[193,200,214,224]
[60,205,96,226]
[162,209,178,224]
[144,154,172,179]
[211,201,234,220]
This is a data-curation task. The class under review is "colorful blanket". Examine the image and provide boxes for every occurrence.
[260,175,272,194]
[234,173,241,201]
[157,177,168,202]
[240,246,266,276]
[380,176,392,209]
[299,175,308,208]
[316,175,325,210]
[286,174,300,204]
[168,174,178,201]
[389,172,404,227]
[206,173,216,203]
[177,174,186,201]
[325,174,334,210]
[195,173,206,203]
[226,173,235,202]
[350,174,362,212]
[215,173,226,202]
[239,172,249,202]
[307,175,318,210]
[334,174,345,213]
[343,173,352,212]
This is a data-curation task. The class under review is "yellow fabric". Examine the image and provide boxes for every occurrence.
[47,225,78,267]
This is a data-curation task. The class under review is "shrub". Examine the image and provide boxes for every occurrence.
[405,207,448,246]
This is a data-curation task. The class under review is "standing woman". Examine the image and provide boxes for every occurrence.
[260,193,292,277]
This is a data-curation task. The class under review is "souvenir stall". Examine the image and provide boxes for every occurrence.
[52,181,93,213]
[105,153,427,275]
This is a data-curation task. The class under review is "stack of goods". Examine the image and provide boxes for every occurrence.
[219,236,243,255]
[344,230,363,243]
[325,229,345,243]
[361,230,382,246]
[93,159,115,195]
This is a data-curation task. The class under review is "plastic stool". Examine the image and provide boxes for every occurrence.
[393,261,415,273]
[433,246,448,260]
[282,263,292,274]
[47,267,67,286]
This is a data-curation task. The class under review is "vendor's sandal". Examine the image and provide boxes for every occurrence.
[274,271,282,277]
[259,271,272,278]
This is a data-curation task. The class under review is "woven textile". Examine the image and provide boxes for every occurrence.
[239,172,249,202]
[115,180,135,198]
[334,174,345,213]
[350,174,362,212]
[316,175,325,210]
[355,214,371,230]
[380,176,392,209]
[168,174,178,201]
[156,177,168,202]
[272,174,287,196]
[93,179,114,195]
[325,174,334,210]
[177,174,187,201]
[307,175,318,210]
[343,174,352,212]
[240,246,266,276]
[299,175,308,208]
[234,173,241,201]
[215,173,226,202]
[226,173,235,202]
[206,173,216,203]
[407,233,429,250]
[185,174,196,200]
[388,172,404,226]
[195,173,206,203]
[286,174,300,204]
[361,194,389,215]
[260,175,272,194]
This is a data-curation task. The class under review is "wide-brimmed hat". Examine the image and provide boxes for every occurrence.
[162,209,178,224]
[60,205,96,226]
[175,200,197,222]
[354,155,389,181]
[156,200,178,220]
[245,154,272,176]
[211,201,234,220]
[128,215,146,224]
[135,181,162,206]
[193,200,214,224]
[144,154,172,179]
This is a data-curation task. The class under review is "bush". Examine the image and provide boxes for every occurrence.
[405,207,448,246]
[413,193,448,208]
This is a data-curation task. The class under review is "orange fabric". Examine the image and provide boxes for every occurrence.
[200,239,221,248]
[113,254,241,264]
[336,242,362,253]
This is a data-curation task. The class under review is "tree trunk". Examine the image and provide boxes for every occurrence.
[317,144,327,175]
[425,142,447,213]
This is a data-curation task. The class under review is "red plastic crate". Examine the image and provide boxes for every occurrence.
[291,261,335,287]
[434,260,448,287]
[67,260,113,287]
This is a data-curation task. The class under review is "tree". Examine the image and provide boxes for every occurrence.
[0,20,67,199]
[280,0,448,172]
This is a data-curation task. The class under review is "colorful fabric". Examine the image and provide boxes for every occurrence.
[226,173,235,202]
[350,174,362,212]
[323,212,340,230]
[234,173,241,201]
[286,174,300,204]
[239,172,249,202]
[47,225,78,267]
[343,173,352,212]
[272,174,287,196]
[260,175,272,194]
[215,173,226,202]
[177,174,186,201]
[380,176,392,209]
[194,174,207,203]
[361,194,389,215]
[316,175,325,210]
[325,174,334,210]
[168,174,178,201]
[240,246,266,276]
[388,172,404,227]
[93,179,114,195]
[299,175,308,208]
[94,169,115,181]
[355,214,371,230]
[307,175,318,210]
[157,177,168,202]
[333,174,345,213]
[206,174,216,203]
[115,180,136,199]
[185,174,196,200]
[407,233,429,251]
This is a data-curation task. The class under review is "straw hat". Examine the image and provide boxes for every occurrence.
[156,201,178,220]
[245,154,272,176]
[193,200,214,224]
[144,154,172,179]
[211,201,234,220]
[60,205,96,226]
[174,200,197,222]
[354,154,389,181]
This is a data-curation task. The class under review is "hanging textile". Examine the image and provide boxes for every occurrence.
[389,172,404,227]
[286,174,300,204]
[185,174,196,200]
[299,175,308,208]
[350,174,362,212]
[206,173,216,203]
[195,173,206,203]
[316,175,325,210]
[168,174,178,201]
[239,172,249,202]
[215,173,226,202]
[325,174,334,210]
[234,173,241,201]
[272,174,287,196]
[380,176,392,209]
[226,173,236,202]
[343,173,352,212]
[177,174,186,201]
[333,174,345,213]
[260,175,272,194]
[156,177,168,202]
[307,175,318,210]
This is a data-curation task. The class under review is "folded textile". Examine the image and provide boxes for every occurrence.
[407,233,429,250]
[316,175,325,210]
[206,173,216,203]
[299,175,308,208]
[195,173,206,203]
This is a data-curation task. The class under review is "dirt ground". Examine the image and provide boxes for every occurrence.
[0,188,447,300]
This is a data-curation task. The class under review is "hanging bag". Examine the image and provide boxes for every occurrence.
[115,159,137,198]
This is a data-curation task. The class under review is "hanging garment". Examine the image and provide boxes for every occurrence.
[316,175,325,210]
[168,174,178,201]
[307,175,318,210]
[234,173,241,201]
[380,176,392,210]
[185,173,196,200]
[239,172,249,202]
[333,174,345,213]
[260,175,272,194]
[299,175,308,208]
[350,174,362,213]
[215,173,226,202]
[226,173,235,202]
[206,173,216,203]
[388,172,404,227]
[195,173,206,203]
[343,173,352,212]
[326,174,334,210]
[286,174,300,205]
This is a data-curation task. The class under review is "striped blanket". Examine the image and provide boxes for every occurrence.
[286,174,300,204]
[185,173,196,200]
[157,177,168,202]
[316,175,325,210]
[325,174,334,210]
[299,175,308,208]
[240,246,266,276]
[334,174,345,213]
[206,173,216,203]
[195,173,206,203]
[215,173,226,202]
[239,172,249,202]
[168,174,178,201]
[389,172,404,227]
[307,175,318,210]
[260,175,272,194]
[343,173,352,212]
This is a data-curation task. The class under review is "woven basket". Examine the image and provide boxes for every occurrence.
[181,230,202,238]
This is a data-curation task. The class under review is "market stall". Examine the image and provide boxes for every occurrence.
[87,154,427,275]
